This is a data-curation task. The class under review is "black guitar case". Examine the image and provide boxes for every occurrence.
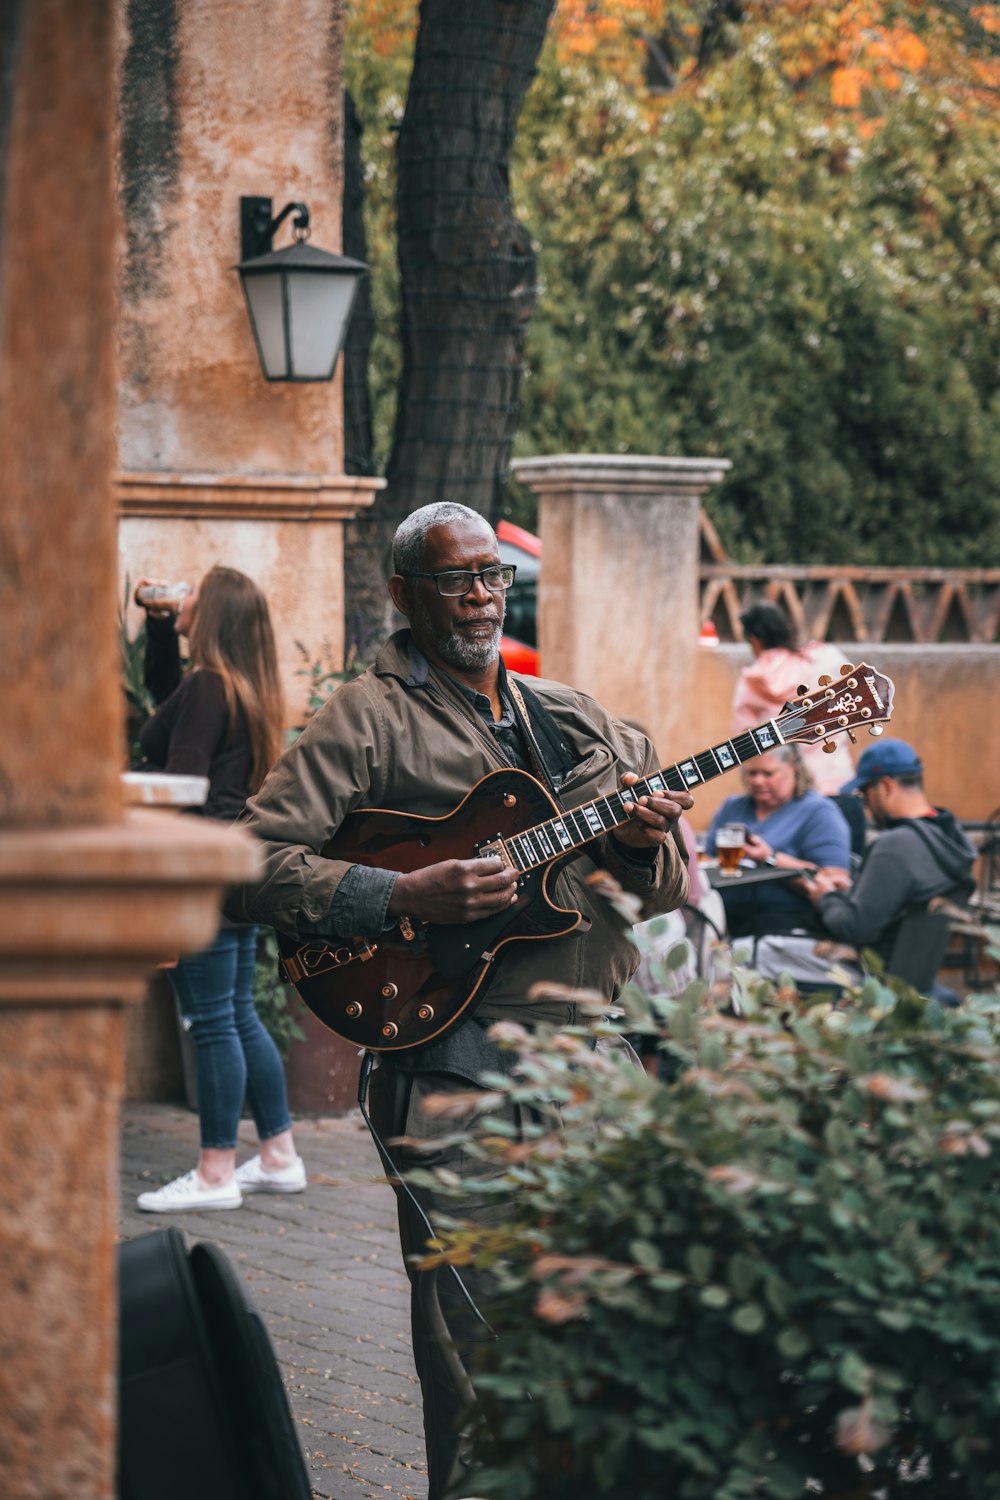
[117,1227,311,1500]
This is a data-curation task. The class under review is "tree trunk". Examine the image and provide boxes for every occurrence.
[342,90,375,482]
[343,0,554,659]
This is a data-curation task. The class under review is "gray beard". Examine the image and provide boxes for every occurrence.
[414,599,504,671]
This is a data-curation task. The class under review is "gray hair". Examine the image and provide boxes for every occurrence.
[392,503,495,575]
[769,742,813,799]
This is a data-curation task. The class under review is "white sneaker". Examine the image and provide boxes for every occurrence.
[137,1169,242,1213]
[235,1153,308,1195]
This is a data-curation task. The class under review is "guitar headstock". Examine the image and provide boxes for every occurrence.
[776,662,894,752]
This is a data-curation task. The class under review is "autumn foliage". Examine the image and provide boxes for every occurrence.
[549,0,1000,129]
[345,0,1000,567]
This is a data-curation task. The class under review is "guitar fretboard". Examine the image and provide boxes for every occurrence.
[501,720,786,874]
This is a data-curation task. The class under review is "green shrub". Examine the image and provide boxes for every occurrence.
[420,942,1000,1498]
[120,576,154,760]
[251,927,305,1059]
[290,640,366,740]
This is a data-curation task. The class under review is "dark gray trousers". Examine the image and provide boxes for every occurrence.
[367,1063,512,1500]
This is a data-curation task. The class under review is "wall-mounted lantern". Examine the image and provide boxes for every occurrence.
[234,196,368,382]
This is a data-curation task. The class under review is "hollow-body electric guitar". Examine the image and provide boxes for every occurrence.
[277,662,894,1051]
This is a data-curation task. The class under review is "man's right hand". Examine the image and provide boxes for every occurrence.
[387,855,519,925]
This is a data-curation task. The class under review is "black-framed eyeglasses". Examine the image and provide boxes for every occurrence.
[403,563,517,597]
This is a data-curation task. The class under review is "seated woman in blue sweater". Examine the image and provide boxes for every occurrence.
[707,745,852,941]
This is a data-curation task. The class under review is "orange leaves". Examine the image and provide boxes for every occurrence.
[972,4,1000,34]
[895,29,929,71]
[826,14,933,112]
[831,65,871,108]
[535,1286,589,1322]
[836,1402,892,1456]
[550,0,679,83]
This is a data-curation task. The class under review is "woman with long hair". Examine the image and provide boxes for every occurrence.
[733,600,856,795]
[706,743,852,943]
[133,565,306,1212]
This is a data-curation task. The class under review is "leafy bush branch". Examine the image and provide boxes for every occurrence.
[415,934,1000,1498]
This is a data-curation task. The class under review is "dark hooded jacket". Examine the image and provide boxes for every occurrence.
[818,809,975,966]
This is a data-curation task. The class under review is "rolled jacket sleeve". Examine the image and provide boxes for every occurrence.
[224,676,390,935]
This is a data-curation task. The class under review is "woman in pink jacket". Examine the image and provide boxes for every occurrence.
[734,602,855,796]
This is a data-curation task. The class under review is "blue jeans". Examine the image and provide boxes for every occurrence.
[169,924,293,1151]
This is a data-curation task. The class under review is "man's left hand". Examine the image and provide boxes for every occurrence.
[615,773,694,850]
[802,868,852,903]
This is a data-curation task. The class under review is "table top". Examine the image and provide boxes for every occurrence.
[121,771,209,808]
[703,860,804,891]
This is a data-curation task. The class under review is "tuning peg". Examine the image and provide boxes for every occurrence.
[847,729,857,744]
[818,675,832,686]
[796,683,809,696]
[869,724,884,737]
[840,663,855,675]
[822,740,836,754]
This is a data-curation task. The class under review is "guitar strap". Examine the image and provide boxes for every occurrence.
[506,675,576,799]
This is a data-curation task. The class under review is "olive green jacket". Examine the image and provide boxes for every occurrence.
[229,632,688,1020]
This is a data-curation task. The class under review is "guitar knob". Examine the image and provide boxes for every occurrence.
[840,663,855,675]
[381,983,398,999]
[381,1022,399,1040]
[818,675,832,686]
[503,793,517,807]
[869,724,885,737]
[345,1002,362,1019]
[417,1005,434,1022]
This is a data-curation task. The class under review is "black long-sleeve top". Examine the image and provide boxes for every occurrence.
[138,615,252,824]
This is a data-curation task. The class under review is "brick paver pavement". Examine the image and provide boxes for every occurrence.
[118,1102,429,1500]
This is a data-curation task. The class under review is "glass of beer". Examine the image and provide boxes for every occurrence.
[716,823,748,876]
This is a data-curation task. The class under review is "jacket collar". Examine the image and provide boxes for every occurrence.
[374,629,511,697]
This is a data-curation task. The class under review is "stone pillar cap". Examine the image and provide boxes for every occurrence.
[511,453,732,494]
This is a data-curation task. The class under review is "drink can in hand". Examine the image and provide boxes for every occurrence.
[136,582,191,612]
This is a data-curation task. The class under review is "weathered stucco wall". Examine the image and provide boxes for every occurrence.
[117,0,347,475]
[119,504,360,726]
[2,0,122,830]
[116,0,379,721]
[521,462,999,833]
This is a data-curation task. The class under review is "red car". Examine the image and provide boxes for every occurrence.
[497,519,540,675]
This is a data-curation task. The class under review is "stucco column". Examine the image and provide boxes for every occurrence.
[511,454,730,763]
[0,4,258,1497]
[116,0,382,722]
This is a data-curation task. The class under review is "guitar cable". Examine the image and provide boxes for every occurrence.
[357,1050,497,1341]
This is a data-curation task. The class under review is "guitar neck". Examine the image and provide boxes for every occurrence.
[501,719,784,874]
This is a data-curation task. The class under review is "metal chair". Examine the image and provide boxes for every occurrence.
[885,903,956,995]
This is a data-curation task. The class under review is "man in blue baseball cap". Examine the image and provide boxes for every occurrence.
[800,737,976,978]
[838,737,924,797]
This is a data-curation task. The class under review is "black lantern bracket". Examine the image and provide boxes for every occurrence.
[240,196,311,262]
[233,193,369,383]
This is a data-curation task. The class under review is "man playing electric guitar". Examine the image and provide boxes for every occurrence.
[227,501,693,1498]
